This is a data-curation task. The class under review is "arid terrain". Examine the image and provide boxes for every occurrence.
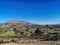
[0,20,60,45]
[0,41,60,45]
[0,44,48,45]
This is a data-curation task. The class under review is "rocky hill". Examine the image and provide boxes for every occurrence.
[0,20,60,41]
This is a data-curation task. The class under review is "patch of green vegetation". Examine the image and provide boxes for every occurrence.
[0,30,14,36]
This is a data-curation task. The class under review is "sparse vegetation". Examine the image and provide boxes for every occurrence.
[0,20,60,44]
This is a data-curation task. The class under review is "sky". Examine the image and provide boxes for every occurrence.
[0,0,60,24]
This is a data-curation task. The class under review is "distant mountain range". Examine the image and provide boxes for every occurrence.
[0,20,60,28]
[0,20,40,28]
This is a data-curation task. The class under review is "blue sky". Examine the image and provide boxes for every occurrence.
[0,0,60,24]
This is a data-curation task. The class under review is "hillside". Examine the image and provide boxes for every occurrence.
[0,20,60,43]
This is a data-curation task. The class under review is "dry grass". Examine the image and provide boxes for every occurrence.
[0,43,48,45]
[0,41,60,45]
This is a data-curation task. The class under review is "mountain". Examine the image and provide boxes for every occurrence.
[1,20,41,29]
[49,24,60,28]
[0,20,60,28]
[0,20,42,37]
[0,20,60,41]
[3,20,34,27]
